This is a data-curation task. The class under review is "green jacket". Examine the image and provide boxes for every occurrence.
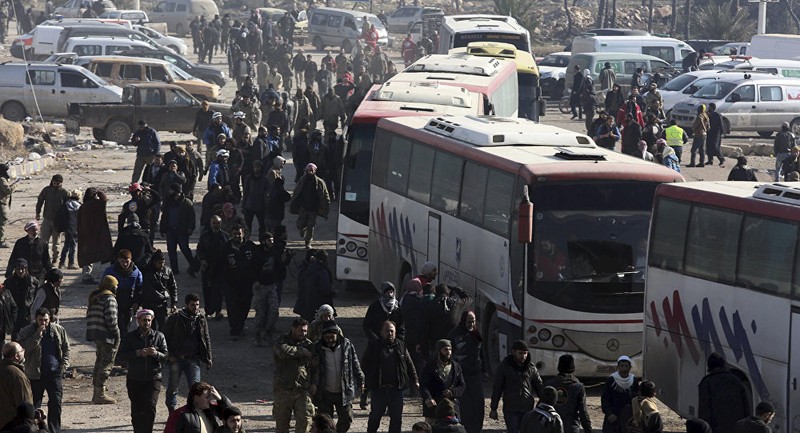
[18,322,70,380]
[273,333,313,392]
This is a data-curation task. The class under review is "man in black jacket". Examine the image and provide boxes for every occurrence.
[194,216,228,319]
[159,184,195,276]
[139,250,177,331]
[490,340,545,433]
[163,293,212,413]
[4,258,38,340]
[420,339,465,425]
[362,321,418,433]
[6,221,51,280]
[544,355,592,433]
[699,352,752,433]
[119,309,168,433]
[221,225,259,338]
[114,214,154,270]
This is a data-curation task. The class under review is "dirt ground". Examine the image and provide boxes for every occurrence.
[0,20,785,433]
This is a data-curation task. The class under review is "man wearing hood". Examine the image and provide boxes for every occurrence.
[114,214,154,270]
[544,355,592,433]
[162,293,212,413]
[362,321,418,433]
[0,163,16,248]
[4,259,38,341]
[35,174,68,264]
[520,386,563,433]
[294,249,333,322]
[490,340,545,433]
[362,282,404,343]
[102,250,143,340]
[420,339,465,425]
[78,188,114,285]
[159,184,195,276]
[85,275,120,404]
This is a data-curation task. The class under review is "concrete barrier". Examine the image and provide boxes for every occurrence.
[8,155,56,178]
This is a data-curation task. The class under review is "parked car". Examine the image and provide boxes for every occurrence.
[148,0,219,36]
[100,9,149,22]
[0,62,122,121]
[116,48,226,86]
[385,6,442,34]
[75,55,221,101]
[63,35,156,56]
[132,24,187,54]
[308,7,388,52]
[54,0,116,18]
[659,69,775,113]
[538,51,571,98]
[66,83,228,143]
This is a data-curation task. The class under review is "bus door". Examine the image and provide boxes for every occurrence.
[427,212,441,284]
[791,308,800,432]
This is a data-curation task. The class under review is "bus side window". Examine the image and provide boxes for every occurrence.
[385,136,412,194]
[459,162,488,224]
[737,215,796,296]
[483,170,514,236]
[684,205,741,284]
[648,198,690,271]
[407,143,434,205]
[430,151,463,216]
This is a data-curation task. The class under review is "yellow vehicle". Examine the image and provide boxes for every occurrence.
[450,41,543,120]
[77,55,221,102]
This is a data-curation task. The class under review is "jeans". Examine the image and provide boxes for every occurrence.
[776,152,791,181]
[367,388,404,433]
[166,229,194,272]
[690,134,706,165]
[504,410,527,433]
[127,379,161,433]
[31,373,62,433]
[165,357,202,411]
[59,232,76,265]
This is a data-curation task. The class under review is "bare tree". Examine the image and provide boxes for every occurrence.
[648,0,655,32]
[611,0,618,26]
[564,0,574,37]
[786,0,800,33]
[670,0,678,35]
[596,0,607,28]
[684,0,691,39]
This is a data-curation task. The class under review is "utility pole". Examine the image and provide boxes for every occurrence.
[749,0,779,34]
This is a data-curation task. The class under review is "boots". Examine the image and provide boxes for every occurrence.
[92,386,116,404]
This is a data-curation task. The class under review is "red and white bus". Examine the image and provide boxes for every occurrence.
[336,53,518,284]
[369,115,684,375]
[644,181,800,432]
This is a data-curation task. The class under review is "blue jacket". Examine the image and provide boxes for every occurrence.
[207,161,230,189]
[102,263,143,307]
[203,122,232,146]
[132,126,161,157]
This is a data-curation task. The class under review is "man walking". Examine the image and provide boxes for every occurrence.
[131,120,162,184]
[0,341,33,428]
[195,216,228,320]
[0,163,17,248]
[159,184,195,275]
[774,121,796,181]
[290,163,330,248]
[310,320,364,433]
[699,352,752,433]
[419,339,465,426]
[362,321,418,433]
[544,355,592,433]
[139,250,178,330]
[490,340,545,433]
[18,307,69,433]
[163,293,212,413]
[598,62,616,91]
[119,309,168,433]
[7,221,52,281]
[35,174,67,263]
[86,275,120,404]
[274,318,315,433]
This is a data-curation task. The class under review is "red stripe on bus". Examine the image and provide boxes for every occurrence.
[342,234,368,238]
[534,319,644,324]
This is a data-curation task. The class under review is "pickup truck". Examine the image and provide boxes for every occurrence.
[66,82,229,144]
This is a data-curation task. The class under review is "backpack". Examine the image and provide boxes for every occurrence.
[55,201,70,233]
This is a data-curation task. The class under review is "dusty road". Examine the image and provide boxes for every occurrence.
[0,20,784,433]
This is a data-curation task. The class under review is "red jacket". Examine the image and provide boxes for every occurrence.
[616,102,644,127]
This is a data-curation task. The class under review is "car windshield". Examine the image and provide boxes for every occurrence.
[81,67,110,86]
[662,73,699,91]
[168,64,193,80]
[539,55,570,67]
[692,81,736,99]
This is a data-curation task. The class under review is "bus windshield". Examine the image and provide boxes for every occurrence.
[528,182,659,314]
[340,123,376,226]
[453,32,528,51]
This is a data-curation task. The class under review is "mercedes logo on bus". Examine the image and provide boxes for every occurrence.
[607,338,620,352]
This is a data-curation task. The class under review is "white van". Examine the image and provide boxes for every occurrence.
[713,57,800,78]
[749,34,800,60]
[149,0,219,37]
[571,34,695,64]
[0,63,122,121]
[565,52,672,94]
[308,7,388,52]
[64,36,157,56]
[670,74,800,137]
[660,69,777,112]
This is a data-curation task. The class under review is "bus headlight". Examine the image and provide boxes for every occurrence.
[338,247,346,254]
[529,336,538,344]
[356,247,367,258]
[338,238,345,245]
[538,329,551,342]
[528,325,537,334]
[552,335,565,347]
[346,241,357,252]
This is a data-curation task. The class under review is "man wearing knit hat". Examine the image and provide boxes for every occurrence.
[119,308,168,433]
[310,319,364,433]
[431,398,467,433]
[35,174,68,263]
[289,162,330,248]
[420,339,465,425]
[86,275,120,404]
[544,354,592,433]
[6,221,52,281]
[490,340,544,433]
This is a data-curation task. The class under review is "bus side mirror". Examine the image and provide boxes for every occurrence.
[518,187,533,244]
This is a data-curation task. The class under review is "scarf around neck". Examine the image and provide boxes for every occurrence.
[611,371,635,391]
